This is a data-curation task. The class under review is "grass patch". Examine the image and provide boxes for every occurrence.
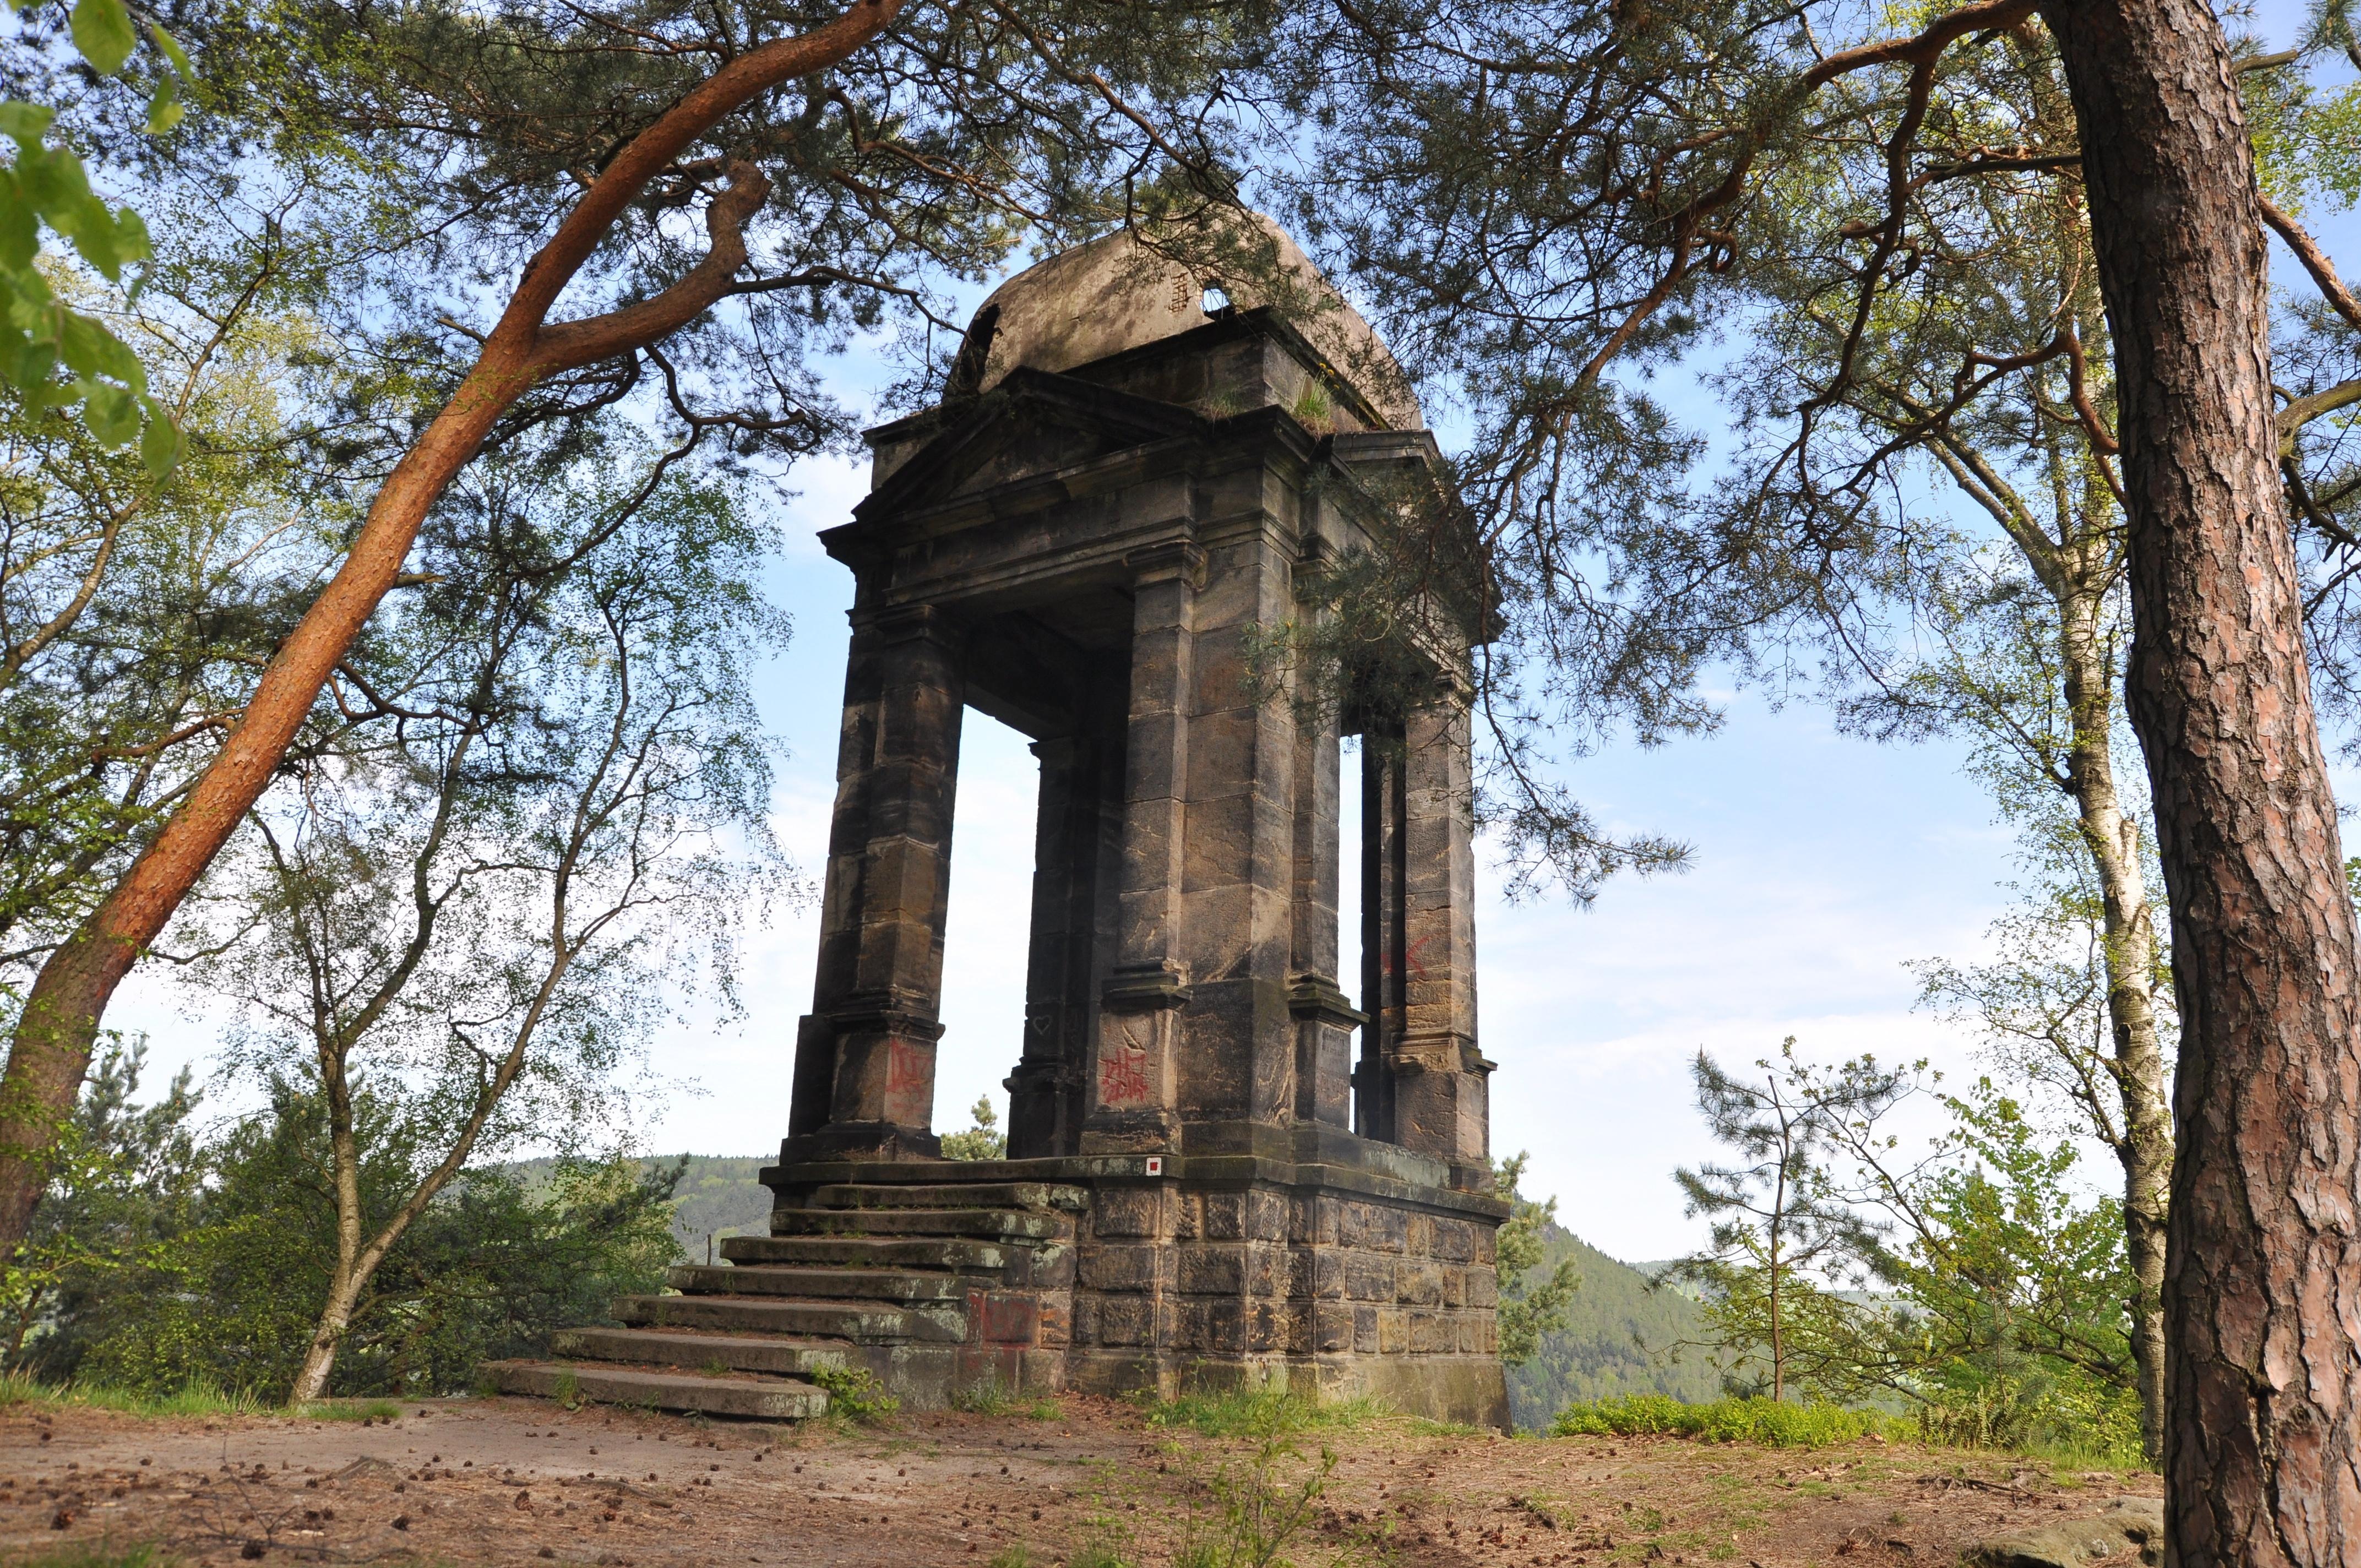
[1,1545,183,1568]
[293,1398,404,1423]
[1140,1383,1390,1439]
[1549,1395,1900,1448]
[951,1380,1060,1420]
[0,1373,265,1420]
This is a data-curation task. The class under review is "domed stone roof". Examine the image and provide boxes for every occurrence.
[965,215,1423,431]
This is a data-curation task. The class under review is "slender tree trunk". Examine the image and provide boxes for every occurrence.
[0,0,906,1264]
[2046,3,2361,1560]
[290,1269,363,1404]
[2057,591,2174,1462]
[289,1068,369,1404]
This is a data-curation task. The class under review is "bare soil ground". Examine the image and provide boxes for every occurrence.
[0,1394,2158,1567]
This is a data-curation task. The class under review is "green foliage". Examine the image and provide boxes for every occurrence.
[1061,1544,1134,1568]
[0,1038,203,1377]
[810,1363,900,1423]
[1658,1039,2150,1465]
[0,0,186,468]
[8,1064,679,1401]
[297,1398,404,1422]
[1859,1086,2143,1463]
[508,1153,774,1258]
[1170,1391,1337,1568]
[0,1369,264,1418]
[1668,1042,1909,1402]
[940,1097,1008,1162]
[1504,1230,1718,1430]
[1492,1152,1580,1366]
[1548,1394,1896,1448]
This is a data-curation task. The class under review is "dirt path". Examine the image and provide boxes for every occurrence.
[0,1395,2158,1566]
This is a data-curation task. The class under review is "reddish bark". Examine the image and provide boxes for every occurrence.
[0,0,909,1260]
[2043,2,2361,1561]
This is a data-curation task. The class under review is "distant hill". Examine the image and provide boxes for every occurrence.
[1505,1226,1723,1430]
[505,1154,775,1261]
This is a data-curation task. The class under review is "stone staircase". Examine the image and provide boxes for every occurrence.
[485,1177,1085,1419]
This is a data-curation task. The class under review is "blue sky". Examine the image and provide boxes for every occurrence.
[110,0,2361,1267]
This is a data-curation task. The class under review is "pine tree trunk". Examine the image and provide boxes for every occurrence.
[2045,2,2361,1559]
[2058,593,2173,1463]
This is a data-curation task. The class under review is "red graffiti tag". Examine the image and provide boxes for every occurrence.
[1098,1046,1152,1108]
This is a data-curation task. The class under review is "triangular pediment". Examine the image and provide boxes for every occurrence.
[852,368,1203,522]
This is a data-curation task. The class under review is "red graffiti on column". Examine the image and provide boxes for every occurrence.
[1098,1019,1154,1108]
[1378,934,1436,980]
[884,1038,931,1124]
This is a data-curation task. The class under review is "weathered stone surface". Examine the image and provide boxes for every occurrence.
[549,1328,847,1377]
[481,1361,829,1421]
[1968,1499,2164,1567]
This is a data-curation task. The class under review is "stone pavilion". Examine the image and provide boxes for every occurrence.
[491,219,1511,1428]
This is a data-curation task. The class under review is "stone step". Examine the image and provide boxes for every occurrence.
[614,1292,967,1343]
[550,1326,851,1377]
[667,1264,983,1303]
[719,1234,1012,1272]
[804,1182,1088,1212]
[482,1359,830,1420]
[771,1206,1069,1242]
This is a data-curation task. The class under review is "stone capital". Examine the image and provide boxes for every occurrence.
[1102,962,1192,1014]
[1124,540,1206,592]
[852,601,964,649]
[1287,976,1367,1031]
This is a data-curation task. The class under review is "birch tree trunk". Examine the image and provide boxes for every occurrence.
[2057,588,2173,1462]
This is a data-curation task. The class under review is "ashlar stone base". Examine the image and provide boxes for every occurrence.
[766,1140,1511,1429]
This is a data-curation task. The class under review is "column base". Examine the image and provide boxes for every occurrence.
[780,1121,944,1163]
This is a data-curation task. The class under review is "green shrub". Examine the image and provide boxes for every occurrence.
[811,1363,899,1422]
[1549,1394,1896,1447]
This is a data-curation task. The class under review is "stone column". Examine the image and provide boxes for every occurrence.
[1083,543,1202,1152]
[787,602,966,1160]
[1008,732,1112,1158]
[1391,678,1491,1184]
[1289,576,1362,1129]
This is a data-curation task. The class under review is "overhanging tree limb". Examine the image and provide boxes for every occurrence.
[0,0,911,1263]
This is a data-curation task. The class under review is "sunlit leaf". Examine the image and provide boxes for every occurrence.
[146,20,190,79]
[145,77,182,136]
[81,379,137,447]
[0,101,55,143]
[68,0,135,76]
[138,394,182,477]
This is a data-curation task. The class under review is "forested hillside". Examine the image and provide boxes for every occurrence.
[508,1156,774,1260]
[1506,1225,1722,1430]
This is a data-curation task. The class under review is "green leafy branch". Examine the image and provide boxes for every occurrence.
[0,0,191,475]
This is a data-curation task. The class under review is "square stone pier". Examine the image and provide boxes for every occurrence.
[491,223,1511,1429]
